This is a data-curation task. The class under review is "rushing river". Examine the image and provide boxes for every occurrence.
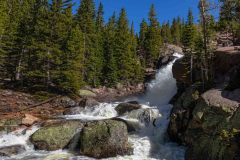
[0,53,185,160]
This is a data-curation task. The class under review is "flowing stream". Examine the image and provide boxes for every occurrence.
[0,53,185,160]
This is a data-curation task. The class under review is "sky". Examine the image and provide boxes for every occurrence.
[73,0,219,32]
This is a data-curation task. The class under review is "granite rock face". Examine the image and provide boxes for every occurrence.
[168,87,240,160]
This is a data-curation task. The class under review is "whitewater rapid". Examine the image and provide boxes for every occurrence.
[0,53,185,160]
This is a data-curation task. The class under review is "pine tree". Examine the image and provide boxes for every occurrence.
[115,8,133,83]
[95,2,105,84]
[161,21,172,43]
[55,0,84,92]
[103,13,118,86]
[59,24,85,92]
[138,19,148,66]
[171,18,181,45]
[219,0,240,44]
[145,4,162,67]
[1,0,36,81]
[0,0,9,77]
[77,0,101,86]
[182,9,197,54]
[129,22,144,83]
[139,19,148,47]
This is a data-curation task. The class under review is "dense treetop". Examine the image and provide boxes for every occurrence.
[0,0,239,94]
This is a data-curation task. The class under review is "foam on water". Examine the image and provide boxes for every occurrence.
[63,102,118,120]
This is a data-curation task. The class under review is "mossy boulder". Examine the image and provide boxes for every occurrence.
[80,120,133,158]
[30,120,84,151]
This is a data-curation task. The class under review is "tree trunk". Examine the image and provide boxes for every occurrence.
[200,0,209,83]
[47,50,51,85]
[15,49,24,81]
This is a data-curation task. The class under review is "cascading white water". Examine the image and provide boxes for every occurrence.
[0,53,185,160]
[145,53,184,105]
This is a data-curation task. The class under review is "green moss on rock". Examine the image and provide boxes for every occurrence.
[30,120,84,151]
[80,120,132,158]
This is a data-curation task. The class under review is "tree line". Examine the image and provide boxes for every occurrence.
[0,0,239,93]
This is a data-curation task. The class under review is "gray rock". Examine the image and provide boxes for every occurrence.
[30,120,84,151]
[80,120,133,158]
[115,103,141,115]
[79,98,99,108]
[124,108,159,127]
[63,107,85,115]
[0,145,26,157]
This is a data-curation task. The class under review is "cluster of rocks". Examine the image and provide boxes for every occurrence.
[29,119,132,159]
[0,94,159,159]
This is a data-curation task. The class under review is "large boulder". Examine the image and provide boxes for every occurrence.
[168,88,240,160]
[80,120,133,158]
[0,145,26,157]
[30,120,84,151]
[115,102,141,115]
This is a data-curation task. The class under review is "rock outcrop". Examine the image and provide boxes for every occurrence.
[157,44,183,69]
[80,120,133,158]
[168,87,240,160]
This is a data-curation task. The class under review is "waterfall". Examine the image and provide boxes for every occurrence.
[145,53,183,105]
[0,53,185,160]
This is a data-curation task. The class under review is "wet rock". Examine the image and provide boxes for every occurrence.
[80,120,133,158]
[43,153,74,160]
[30,120,84,151]
[127,101,139,104]
[63,107,85,115]
[64,98,100,115]
[111,117,136,132]
[79,98,99,108]
[0,145,26,157]
[124,108,159,127]
[157,55,175,69]
[115,103,141,115]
